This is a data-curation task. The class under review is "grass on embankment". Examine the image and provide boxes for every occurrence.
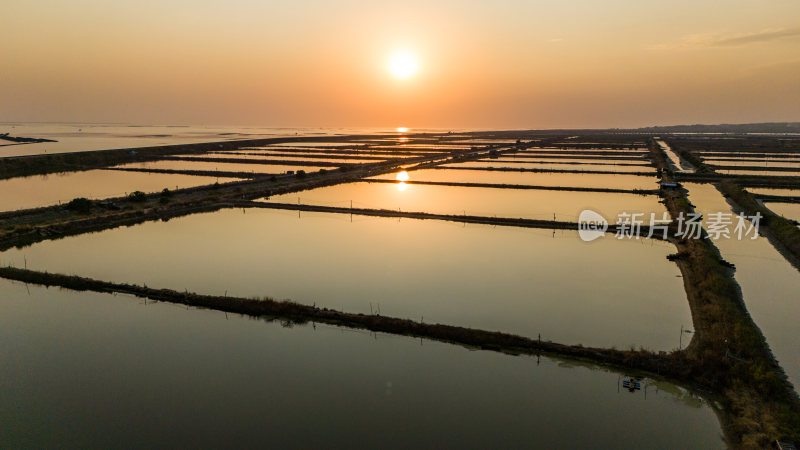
[719,180,800,267]
[662,187,800,447]
[0,265,687,377]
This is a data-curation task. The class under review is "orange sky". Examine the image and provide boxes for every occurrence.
[1,0,799,129]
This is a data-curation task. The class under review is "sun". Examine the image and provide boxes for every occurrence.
[388,51,418,79]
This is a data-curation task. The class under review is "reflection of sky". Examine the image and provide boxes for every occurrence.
[369,169,659,190]
[0,275,722,448]
[2,207,688,351]
[270,181,665,222]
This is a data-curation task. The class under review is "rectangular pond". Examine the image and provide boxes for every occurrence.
[115,160,335,174]
[714,169,800,176]
[368,144,472,150]
[466,161,653,173]
[745,188,800,197]
[706,160,800,169]
[765,203,800,223]
[0,277,723,447]
[3,208,687,351]
[176,154,380,164]
[267,181,665,220]
[0,170,234,212]
[369,168,660,190]
[269,142,361,147]
[222,151,415,159]
[485,157,651,165]
[242,147,434,156]
[516,147,650,157]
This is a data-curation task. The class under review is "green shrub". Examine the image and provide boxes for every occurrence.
[159,188,172,204]
[128,191,147,202]
[66,197,93,213]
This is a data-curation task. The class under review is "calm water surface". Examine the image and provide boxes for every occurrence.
[115,160,334,174]
[0,278,723,448]
[3,209,690,350]
[368,169,660,190]
[464,161,653,173]
[177,154,382,164]
[745,188,800,197]
[765,203,800,224]
[714,169,800,176]
[266,181,665,221]
[0,170,234,211]
[705,160,800,168]
[483,157,650,165]
[0,124,415,157]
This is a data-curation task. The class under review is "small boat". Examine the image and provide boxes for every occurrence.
[622,377,641,392]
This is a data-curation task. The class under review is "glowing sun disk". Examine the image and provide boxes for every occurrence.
[388,52,418,79]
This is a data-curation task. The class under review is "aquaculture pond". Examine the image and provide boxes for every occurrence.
[765,203,800,224]
[368,169,660,191]
[745,188,800,197]
[518,148,648,155]
[3,208,691,351]
[697,152,800,159]
[240,146,367,152]
[704,160,800,169]
[175,154,380,164]
[368,145,473,150]
[0,170,234,212]
[714,169,800,177]
[114,160,334,174]
[221,151,414,159]
[0,278,723,448]
[269,142,364,147]
[460,161,653,173]
[265,181,666,221]
[243,148,434,156]
[483,157,650,165]
[685,183,800,391]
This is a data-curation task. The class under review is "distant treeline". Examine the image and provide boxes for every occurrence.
[635,122,800,134]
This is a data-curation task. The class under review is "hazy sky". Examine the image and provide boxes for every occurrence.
[2,0,799,129]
